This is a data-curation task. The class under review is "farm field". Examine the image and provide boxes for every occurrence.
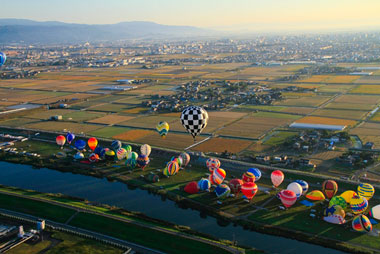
[26,109,75,120]
[24,121,102,133]
[118,115,177,129]
[325,75,359,83]
[88,126,130,138]
[262,131,298,146]
[193,137,252,154]
[295,116,357,126]
[370,111,380,122]
[311,108,367,120]
[88,114,135,125]
[317,84,355,93]
[89,103,133,112]
[63,111,106,122]
[350,85,380,94]
[349,122,380,146]
[354,75,380,83]
[112,129,155,141]
[274,96,331,107]
[136,132,206,150]
[296,75,330,83]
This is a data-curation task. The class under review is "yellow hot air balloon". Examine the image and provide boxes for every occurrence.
[156,121,170,138]
[357,183,375,201]
[340,190,357,203]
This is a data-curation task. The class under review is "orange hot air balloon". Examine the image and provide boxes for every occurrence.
[241,182,258,200]
[87,137,98,151]
[56,135,66,148]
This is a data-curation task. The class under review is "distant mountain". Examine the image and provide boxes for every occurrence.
[0,19,210,44]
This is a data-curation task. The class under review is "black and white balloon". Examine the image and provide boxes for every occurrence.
[180,106,209,140]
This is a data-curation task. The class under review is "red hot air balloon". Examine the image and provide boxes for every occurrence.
[271,170,284,187]
[322,180,338,199]
[279,190,297,208]
[184,181,199,194]
[242,172,255,183]
[87,137,98,151]
[56,135,66,148]
[229,179,244,195]
[241,182,258,201]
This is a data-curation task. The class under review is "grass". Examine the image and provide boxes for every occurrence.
[63,111,106,122]
[263,131,298,146]
[295,116,357,126]
[350,85,380,94]
[193,137,252,154]
[88,126,131,138]
[89,103,133,113]
[87,114,135,125]
[24,121,102,133]
[311,109,367,120]
[275,96,331,107]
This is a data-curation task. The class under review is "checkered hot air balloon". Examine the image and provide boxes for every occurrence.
[156,121,170,138]
[180,106,208,141]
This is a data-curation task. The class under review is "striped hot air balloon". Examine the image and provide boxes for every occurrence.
[164,161,179,176]
[242,172,255,183]
[215,184,230,199]
[294,180,309,195]
[140,144,151,157]
[126,152,138,169]
[212,168,226,185]
[352,214,372,232]
[357,183,375,201]
[248,168,261,181]
[322,180,338,199]
[156,121,170,138]
[137,154,150,170]
[241,182,258,200]
[206,158,220,172]
[271,170,284,187]
[180,152,190,167]
[306,190,325,201]
[116,148,127,160]
[279,190,297,208]
[350,195,368,214]
[229,179,243,195]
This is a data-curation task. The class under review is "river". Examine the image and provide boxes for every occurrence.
[0,161,344,254]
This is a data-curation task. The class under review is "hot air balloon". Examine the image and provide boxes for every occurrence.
[0,52,6,67]
[271,170,284,187]
[180,152,190,167]
[140,144,151,157]
[105,150,116,161]
[56,135,66,148]
[66,132,75,144]
[208,173,217,185]
[206,158,220,172]
[147,173,159,183]
[156,121,169,138]
[184,181,199,194]
[329,196,347,209]
[340,190,357,203]
[352,214,372,232]
[306,190,325,201]
[242,172,255,183]
[215,184,230,199]
[324,205,345,218]
[99,148,109,159]
[171,157,182,168]
[74,139,86,151]
[323,215,346,225]
[56,152,66,158]
[241,182,258,201]
[198,178,211,191]
[322,180,338,199]
[180,106,209,141]
[248,168,261,181]
[116,148,127,160]
[357,183,375,201]
[369,204,380,220]
[88,153,99,163]
[94,146,103,156]
[74,152,84,160]
[137,154,149,170]
[126,152,138,169]
[122,144,132,154]
[294,180,308,195]
[111,140,121,151]
[350,195,368,214]
[229,179,244,195]
[163,161,179,176]
[212,168,226,185]
[287,182,303,199]
[87,137,98,151]
[279,190,297,208]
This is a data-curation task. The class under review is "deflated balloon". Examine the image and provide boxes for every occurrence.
[74,152,84,160]
[184,181,199,194]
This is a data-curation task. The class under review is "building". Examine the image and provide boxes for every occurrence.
[289,123,346,131]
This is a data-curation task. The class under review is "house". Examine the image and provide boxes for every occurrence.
[256,155,271,163]
[50,115,62,121]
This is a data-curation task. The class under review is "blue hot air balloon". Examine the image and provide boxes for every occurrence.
[0,52,6,67]
[94,146,103,156]
[74,139,86,151]
[66,132,75,144]
[248,168,261,181]
[111,140,122,151]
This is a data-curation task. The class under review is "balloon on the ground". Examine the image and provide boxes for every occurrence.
[241,182,258,200]
[248,168,261,181]
[126,151,138,169]
[198,178,211,191]
[242,172,255,183]
[340,190,357,203]
[140,144,151,157]
[87,137,98,151]
[66,132,75,144]
[271,170,284,187]
[163,161,179,176]
[350,195,368,214]
[137,154,149,169]
[229,179,244,195]
[74,139,86,151]
[329,196,347,209]
[352,214,372,232]
[105,150,115,161]
[56,152,66,158]
[279,190,297,208]
[287,182,303,199]
[116,148,127,160]
[0,52,7,67]
[306,190,325,201]
[357,183,375,201]
[324,205,345,218]
[208,174,216,185]
[206,158,220,172]
[111,140,121,151]
[171,157,182,168]
[184,181,199,194]
[180,152,190,167]
[212,168,226,185]
[88,153,99,163]
[100,148,109,158]
[56,135,66,147]
[156,121,169,138]
[322,180,338,199]
[323,215,346,225]
[74,152,84,160]
[180,106,209,140]
[94,146,103,156]
[294,180,309,195]
[369,205,380,220]
[215,184,230,199]
[147,173,159,183]
[122,144,132,153]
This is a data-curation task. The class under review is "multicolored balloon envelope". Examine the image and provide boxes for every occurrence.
[369,204,380,220]
[241,182,258,200]
[126,152,138,169]
[111,140,121,151]
[212,168,226,185]
[352,214,372,232]
[229,178,243,195]
[198,178,211,191]
[184,181,199,194]
[206,158,220,172]
[0,52,7,67]
[88,153,99,163]
[306,190,325,201]
[323,215,346,225]
[180,106,209,140]
[242,172,255,183]
[156,121,170,138]
[87,137,98,151]
[350,195,368,214]
[116,148,127,160]
[163,161,179,176]
[248,168,261,181]
[123,144,132,154]
[271,170,284,187]
[324,205,345,218]
[105,150,116,161]
[287,182,303,199]
[56,135,66,147]
[322,180,338,199]
[137,154,150,169]
[140,144,151,157]
[180,152,190,167]
[357,183,375,201]
[147,173,159,183]
[279,190,297,208]
[294,180,309,195]
[171,157,182,168]
[340,190,357,203]
[215,184,231,199]
[329,196,347,209]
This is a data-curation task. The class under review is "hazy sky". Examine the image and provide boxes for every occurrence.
[3,0,380,31]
